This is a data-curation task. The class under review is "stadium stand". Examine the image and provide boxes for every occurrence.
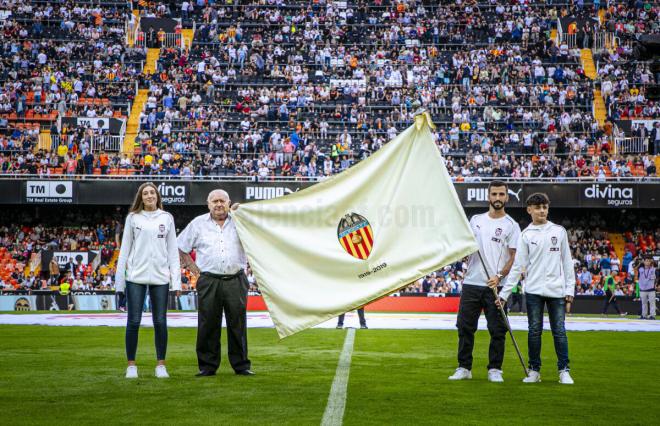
[0,0,658,299]
[0,0,656,179]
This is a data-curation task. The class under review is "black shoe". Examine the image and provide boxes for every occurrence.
[336,324,343,329]
[195,370,216,377]
[360,324,368,329]
[235,369,255,376]
[649,317,656,320]
[639,316,646,319]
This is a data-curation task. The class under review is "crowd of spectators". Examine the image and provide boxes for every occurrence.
[592,2,659,122]
[0,0,656,179]
[0,208,122,290]
[2,208,657,302]
[118,0,657,179]
[136,0,596,164]
[2,138,658,179]
[0,0,145,124]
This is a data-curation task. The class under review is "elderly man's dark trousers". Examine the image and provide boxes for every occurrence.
[196,272,251,373]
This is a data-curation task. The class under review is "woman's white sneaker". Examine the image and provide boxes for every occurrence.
[559,370,574,384]
[155,365,170,378]
[522,370,541,383]
[448,367,472,380]
[487,369,504,382]
[125,366,138,379]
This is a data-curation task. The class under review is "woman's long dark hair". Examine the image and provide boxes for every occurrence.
[129,182,163,213]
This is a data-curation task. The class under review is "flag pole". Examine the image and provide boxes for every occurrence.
[476,251,529,377]
[412,103,436,130]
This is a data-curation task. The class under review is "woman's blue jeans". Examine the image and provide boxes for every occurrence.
[125,282,169,361]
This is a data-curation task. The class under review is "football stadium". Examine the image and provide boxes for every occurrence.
[0,1,659,425]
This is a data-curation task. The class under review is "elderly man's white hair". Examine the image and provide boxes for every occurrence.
[207,189,230,202]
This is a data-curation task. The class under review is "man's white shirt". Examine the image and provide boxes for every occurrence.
[463,213,521,287]
[177,213,247,275]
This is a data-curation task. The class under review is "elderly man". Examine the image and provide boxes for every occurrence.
[178,189,254,377]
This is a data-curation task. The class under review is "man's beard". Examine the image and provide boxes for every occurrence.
[490,201,505,210]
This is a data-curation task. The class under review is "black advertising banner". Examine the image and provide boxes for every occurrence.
[457,182,525,208]
[0,180,21,204]
[459,183,582,208]
[637,183,660,208]
[543,184,581,208]
[23,180,77,204]
[579,183,638,208]
[77,180,193,205]
[456,182,646,208]
[75,180,316,205]
[2,179,659,208]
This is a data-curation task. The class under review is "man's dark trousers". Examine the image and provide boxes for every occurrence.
[456,284,507,370]
[337,308,366,327]
[196,272,251,373]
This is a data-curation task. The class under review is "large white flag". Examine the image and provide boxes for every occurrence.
[232,113,478,337]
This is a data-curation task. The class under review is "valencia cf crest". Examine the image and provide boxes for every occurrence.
[551,236,558,245]
[337,213,374,260]
[495,228,502,236]
[159,224,166,233]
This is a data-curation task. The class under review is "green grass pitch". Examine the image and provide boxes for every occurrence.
[0,326,657,425]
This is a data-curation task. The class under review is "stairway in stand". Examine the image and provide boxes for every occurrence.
[610,233,625,263]
[181,28,194,50]
[144,48,160,74]
[593,89,607,127]
[123,89,148,154]
[580,48,597,80]
[38,129,52,151]
[581,47,607,127]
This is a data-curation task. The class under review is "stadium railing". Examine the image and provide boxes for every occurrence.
[615,137,648,155]
[0,175,657,183]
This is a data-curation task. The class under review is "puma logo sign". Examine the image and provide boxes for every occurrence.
[508,188,522,201]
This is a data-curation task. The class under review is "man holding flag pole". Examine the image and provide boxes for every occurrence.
[449,181,521,382]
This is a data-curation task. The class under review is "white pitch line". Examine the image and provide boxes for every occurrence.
[321,328,356,426]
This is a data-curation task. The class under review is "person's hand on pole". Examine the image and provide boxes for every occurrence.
[565,295,574,304]
[487,275,501,288]
[494,296,506,309]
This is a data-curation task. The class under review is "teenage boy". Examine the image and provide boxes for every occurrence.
[498,193,576,384]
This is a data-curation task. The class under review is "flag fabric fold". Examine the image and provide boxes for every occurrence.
[232,114,478,338]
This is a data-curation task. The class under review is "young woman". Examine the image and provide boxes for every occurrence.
[115,182,181,378]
